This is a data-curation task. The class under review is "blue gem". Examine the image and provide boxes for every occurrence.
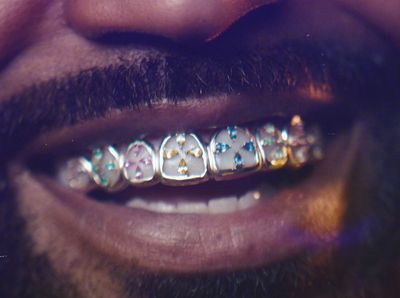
[243,141,255,152]
[234,153,243,169]
[215,143,231,154]
[227,126,238,140]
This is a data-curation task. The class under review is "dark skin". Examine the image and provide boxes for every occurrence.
[0,0,399,297]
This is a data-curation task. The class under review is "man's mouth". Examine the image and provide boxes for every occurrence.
[11,92,358,273]
[15,122,356,272]
[4,39,396,275]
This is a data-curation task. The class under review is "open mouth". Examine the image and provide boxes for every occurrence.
[4,38,394,275]
[14,90,358,273]
[54,114,323,213]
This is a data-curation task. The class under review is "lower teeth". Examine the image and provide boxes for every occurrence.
[125,188,272,214]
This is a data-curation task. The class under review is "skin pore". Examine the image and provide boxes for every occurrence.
[0,0,399,297]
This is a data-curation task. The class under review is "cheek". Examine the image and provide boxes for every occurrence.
[11,170,124,297]
[0,0,50,63]
[335,0,400,46]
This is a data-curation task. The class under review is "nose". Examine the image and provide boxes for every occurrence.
[66,0,278,42]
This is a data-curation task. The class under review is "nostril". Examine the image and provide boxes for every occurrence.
[65,0,279,42]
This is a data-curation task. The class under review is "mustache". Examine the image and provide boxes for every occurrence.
[0,40,399,161]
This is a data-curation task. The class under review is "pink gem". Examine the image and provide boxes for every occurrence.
[141,156,152,166]
[288,124,306,146]
[132,145,142,156]
[135,170,143,179]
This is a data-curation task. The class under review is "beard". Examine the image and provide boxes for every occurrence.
[0,103,399,298]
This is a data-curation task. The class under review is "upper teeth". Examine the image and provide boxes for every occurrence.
[58,115,323,191]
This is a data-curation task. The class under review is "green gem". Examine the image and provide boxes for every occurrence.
[105,163,115,171]
[93,148,102,159]
[100,176,108,186]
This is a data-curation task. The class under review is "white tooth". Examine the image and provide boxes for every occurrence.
[176,202,209,214]
[147,201,177,213]
[126,198,148,209]
[238,191,259,210]
[208,197,238,214]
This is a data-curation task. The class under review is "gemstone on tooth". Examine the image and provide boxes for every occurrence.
[242,141,256,152]
[187,147,203,158]
[91,145,125,191]
[209,126,261,178]
[122,140,157,186]
[164,148,178,159]
[234,153,243,169]
[176,133,186,146]
[160,133,208,185]
[58,157,94,191]
[178,159,189,175]
[256,123,288,169]
[227,126,238,140]
[215,143,231,153]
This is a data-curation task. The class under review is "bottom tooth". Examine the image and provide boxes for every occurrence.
[208,197,238,214]
[238,191,260,210]
[176,202,209,214]
[126,198,148,209]
[147,201,177,213]
[126,189,266,214]
[126,199,177,213]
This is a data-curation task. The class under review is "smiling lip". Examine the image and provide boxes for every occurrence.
[12,115,359,273]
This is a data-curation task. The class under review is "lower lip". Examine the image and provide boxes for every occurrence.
[45,178,314,272]
[38,154,345,274]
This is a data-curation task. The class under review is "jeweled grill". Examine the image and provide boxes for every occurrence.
[58,115,324,192]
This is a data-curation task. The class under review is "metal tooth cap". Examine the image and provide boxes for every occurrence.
[91,146,125,191]
[58,157,94,191]
[122,140,157,185]
[160,133,208,185]
[256,123,288,169]
[287,115,310,167]
[209,126,261,177]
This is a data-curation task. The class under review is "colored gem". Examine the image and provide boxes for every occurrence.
[187,147,203,158]
[135,170,143,179]
[105,162,115,171]
[234,153,243,169]
[93,148,103,159]
[176,134,186,146]
[178,159,188,175]
[243,141,255,152]
[227,126,238,140]
[100,176,108,186]
[215,143,231,153]
[164,148,178,159]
